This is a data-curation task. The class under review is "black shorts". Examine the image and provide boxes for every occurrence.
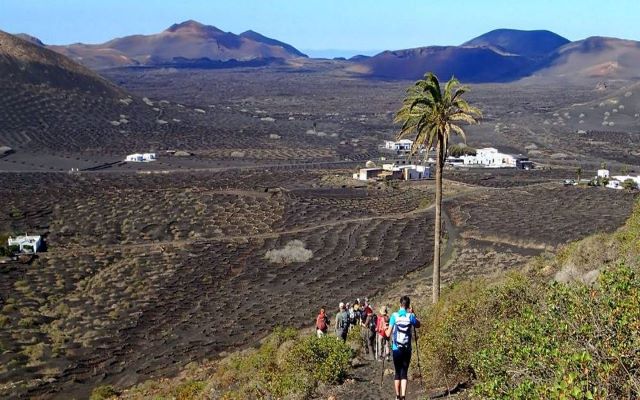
[392,346,412,380]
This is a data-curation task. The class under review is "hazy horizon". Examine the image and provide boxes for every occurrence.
[2,0,640,57]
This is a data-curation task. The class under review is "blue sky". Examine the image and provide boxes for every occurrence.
[1,0,639,57]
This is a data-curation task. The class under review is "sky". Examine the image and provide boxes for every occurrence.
[1,0,639,57]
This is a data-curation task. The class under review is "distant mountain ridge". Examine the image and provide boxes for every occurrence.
[352,29,571,82]
[351,29,640,83]
[46,20,307,69]
[16,25,640,83]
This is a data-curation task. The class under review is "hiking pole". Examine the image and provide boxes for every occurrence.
[380,349,385,387]
[413,326,425,391]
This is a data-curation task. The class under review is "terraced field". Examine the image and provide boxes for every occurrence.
[447,184,636,249]
[0,170,435,398]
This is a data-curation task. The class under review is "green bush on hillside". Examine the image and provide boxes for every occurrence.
[473,264,640,399]
[289,335,353,384]
[416,273,541,386]
[212,327,353,399]
[174,380,206,400]
[413,200,640,398]
[90,385,119,400]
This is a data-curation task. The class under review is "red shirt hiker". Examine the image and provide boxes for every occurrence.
[315,308,329,337]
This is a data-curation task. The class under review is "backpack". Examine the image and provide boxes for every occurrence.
[392,312,413,348]
[348,308,356,324]
[376,315,389,337]
[316,314,328,332]
[338,311,350,335]
[368,313,378,332]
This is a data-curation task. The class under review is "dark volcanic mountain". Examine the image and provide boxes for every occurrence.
[239,29,307,57]
[351,28,640,83]
[350,45,533,82]
[463,29,570,59]
[0,30,122,94]
[0,30,160,153]
[49,20,307,69]
[351,29,570,82]
[14,33,45,47]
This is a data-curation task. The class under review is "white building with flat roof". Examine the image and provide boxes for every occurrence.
[125,153,156,162]
[8,234,42,254]
[383,139,413,152]
[355,163,431,181]
[447,147,529,168]
[612,175,640,188]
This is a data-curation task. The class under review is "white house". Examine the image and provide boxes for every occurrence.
[356,168,384,181]
[125,153,156,162]
[612,175,640,188]
[399,164,431,180]
[597,169,610,179]
[8,234,42,254]
[447,147,527,168]
[355,163,431,181]
[474,148,517,167]
[383,139,413,152]
[383,140,396,150]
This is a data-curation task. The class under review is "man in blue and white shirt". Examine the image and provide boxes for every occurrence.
[385,295,421,400]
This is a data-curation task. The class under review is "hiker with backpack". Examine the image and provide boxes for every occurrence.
[361,303,377,360]
[376,305,390,362]
[315,307,330,338]
[385,296,421,400]
[348,300,361,330]
[335,302,350,342]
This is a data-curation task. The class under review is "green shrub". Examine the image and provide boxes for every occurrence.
[174,380,206,400]
[473,265,640,399]
[622,178,638,191]
[9,207,23,219]
[22,342,46,365]
[288,335,353,384]
[416,274,541,386]
[90,384,119,400]
[18,317,36,328]
[212,328,353,399]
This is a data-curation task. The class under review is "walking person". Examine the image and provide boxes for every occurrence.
[376,306,390,361]
[335,302,350,342]
[315,307,329,338]
[361,303,377,359]
[386,296,421,400]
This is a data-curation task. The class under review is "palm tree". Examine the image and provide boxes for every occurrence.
[395,73,481,303]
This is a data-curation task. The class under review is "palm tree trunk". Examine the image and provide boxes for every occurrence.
[432,139,443,303]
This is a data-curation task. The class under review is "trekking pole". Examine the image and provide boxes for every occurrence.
[380,351,385,387]
[413,326,425,391]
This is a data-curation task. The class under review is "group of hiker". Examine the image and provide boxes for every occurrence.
[315,295,420,400]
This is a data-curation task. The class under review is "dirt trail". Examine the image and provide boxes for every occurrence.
[320,342,464,400]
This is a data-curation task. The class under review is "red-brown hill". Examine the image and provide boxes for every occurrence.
[532,37,640,82]
[49,20,306,69]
